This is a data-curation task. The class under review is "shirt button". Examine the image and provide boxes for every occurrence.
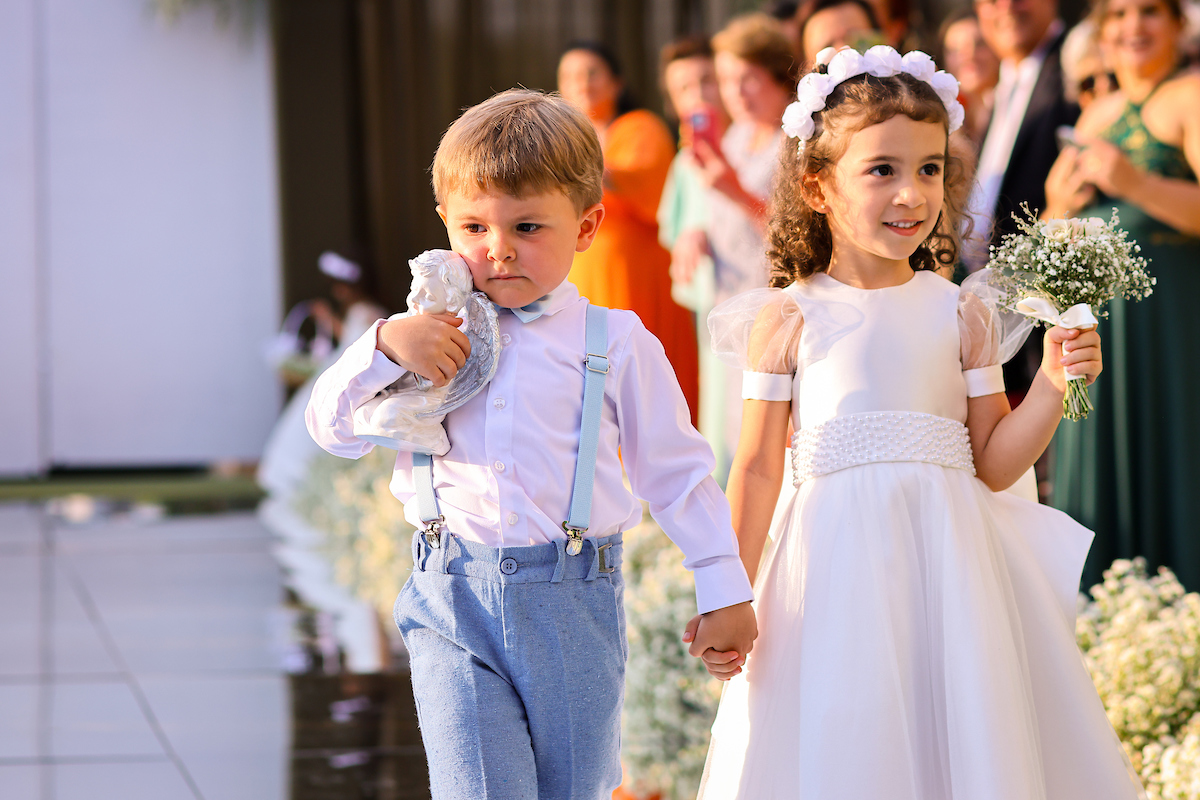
[501,333,512,345]
[493,461,505,472]
[493,397,506,409]
[500,557,518,575]
[507,513,518,525]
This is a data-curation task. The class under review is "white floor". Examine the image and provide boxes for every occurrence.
[0,503,288,800]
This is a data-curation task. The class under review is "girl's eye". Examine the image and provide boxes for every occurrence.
[869,165,893,177]
[921,163,942,176]
[516,223,541,233]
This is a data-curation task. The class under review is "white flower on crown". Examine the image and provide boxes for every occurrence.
[781,45,964,148]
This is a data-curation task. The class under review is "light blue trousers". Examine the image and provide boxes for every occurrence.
[394,530,626,800]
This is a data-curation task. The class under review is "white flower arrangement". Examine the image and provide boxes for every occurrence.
[621,508,722,800]
[987,205,1155,420]
[1078,558,1200,799]
[781,46,964,145]
[292,448,415,618]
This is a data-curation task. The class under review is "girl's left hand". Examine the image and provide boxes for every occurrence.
[1041,325,1103,392]
[1075,139,1140,199]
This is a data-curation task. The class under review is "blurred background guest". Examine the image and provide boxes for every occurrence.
[867,0,915,48]
[673,13,796,481]
[940,8,1001,145]
[1045,0,1200,589]
[658,35,733,480]
[798,0,883,63]
[965,0,1077,404]
[558,41,700,423]
[765,0,806,57]
[1061,17,1119,110]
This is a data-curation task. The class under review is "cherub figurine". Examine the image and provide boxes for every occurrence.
[352,250,502,454]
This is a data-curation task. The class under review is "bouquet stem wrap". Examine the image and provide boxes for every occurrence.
[1015,297,1099,421]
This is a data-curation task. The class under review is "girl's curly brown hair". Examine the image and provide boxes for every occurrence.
[766,70,972,288]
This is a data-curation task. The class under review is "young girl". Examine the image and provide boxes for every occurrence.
[690,46,1146,799]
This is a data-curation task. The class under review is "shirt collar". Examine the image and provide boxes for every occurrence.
[496,279,579,323]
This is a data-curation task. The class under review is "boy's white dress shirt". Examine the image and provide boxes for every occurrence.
[306,279,753,614]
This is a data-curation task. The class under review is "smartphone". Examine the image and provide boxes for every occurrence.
[684,106,722,155]
[1056,125,1083,150]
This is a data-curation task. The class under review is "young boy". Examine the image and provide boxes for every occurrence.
[306,89,755,799]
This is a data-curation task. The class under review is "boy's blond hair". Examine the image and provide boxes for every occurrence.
[432,89,603,214]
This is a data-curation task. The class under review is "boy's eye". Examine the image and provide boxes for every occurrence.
[516,223,541,233]
[464,223,485,234]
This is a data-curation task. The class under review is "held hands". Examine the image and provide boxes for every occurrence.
[1040,325,1103,393]
[681,601,758,681]
[376,314,471,387]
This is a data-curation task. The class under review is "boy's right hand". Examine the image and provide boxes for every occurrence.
[376,314,470,387]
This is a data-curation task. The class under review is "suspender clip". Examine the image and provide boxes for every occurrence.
[422,516,444,548]
[562,522,586,556]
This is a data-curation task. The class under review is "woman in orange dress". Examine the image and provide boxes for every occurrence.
[558,42,700,423]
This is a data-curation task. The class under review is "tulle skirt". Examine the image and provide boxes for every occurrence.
[699,462,1145,800]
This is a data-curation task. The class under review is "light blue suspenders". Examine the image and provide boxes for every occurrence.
[411,304,610,563]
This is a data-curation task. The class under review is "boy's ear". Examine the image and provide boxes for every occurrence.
[575,203,606,252]
[435,205,448,225]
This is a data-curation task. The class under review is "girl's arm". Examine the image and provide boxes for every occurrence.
[726,398,792,584]
[966,325,1102,491]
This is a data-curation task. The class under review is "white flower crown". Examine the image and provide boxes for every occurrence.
[781,45,964,146]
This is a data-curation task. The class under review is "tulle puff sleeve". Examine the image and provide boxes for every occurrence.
[958,269,1035,397]
[708,288,804,402]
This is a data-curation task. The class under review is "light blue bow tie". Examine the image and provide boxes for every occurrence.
[499,296,549,323]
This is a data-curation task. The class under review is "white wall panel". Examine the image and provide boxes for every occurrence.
[44,2,281,466]
[0,0,45,476]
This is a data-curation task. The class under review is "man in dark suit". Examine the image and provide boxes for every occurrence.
[969,0,1080,398]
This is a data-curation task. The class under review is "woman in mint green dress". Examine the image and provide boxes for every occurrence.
[1044,0,1200,588]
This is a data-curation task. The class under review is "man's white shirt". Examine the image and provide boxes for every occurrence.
[965,20,1065,271]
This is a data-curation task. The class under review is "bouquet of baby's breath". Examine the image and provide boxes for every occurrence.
[987,205,1155,420]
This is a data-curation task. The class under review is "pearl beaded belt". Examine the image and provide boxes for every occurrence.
[791,411,976,486]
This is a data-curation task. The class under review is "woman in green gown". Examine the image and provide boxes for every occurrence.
[1044,0,1200,588]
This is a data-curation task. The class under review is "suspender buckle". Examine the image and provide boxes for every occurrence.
[422,516,444,548]
[584,353,609,374]
[562,522,586,556]
[597,542,615,573]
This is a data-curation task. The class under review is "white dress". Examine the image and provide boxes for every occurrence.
[699,270,1145,800]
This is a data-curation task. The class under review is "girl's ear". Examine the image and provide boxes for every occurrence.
[801,173,828,215]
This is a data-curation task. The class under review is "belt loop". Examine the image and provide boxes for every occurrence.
[585,537,602,581]
[413,532,423,571]
[440,530,453,573]
[550,538,567,583]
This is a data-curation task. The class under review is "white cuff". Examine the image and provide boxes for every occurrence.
[964,365,1005,397]
[742,371,792,401]
[693,558,754,615]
